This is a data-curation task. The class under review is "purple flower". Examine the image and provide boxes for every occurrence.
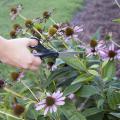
[86,40,106,57]
[35,91,65,116]
[64,25,83,41]
[100,43,120,61]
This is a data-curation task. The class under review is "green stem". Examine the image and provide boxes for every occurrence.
[49,17,57,24]
[20,80,39,102]
[19,14,27,20]
[4,87,32,101]
[0,110,24,120]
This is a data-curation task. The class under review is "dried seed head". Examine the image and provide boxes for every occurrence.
[25,19,33,28]
[46,96,55,106]
[65,27,74,36]
[108,50,117,58]
[90,39,98,48]
[13,24,21,31]
[49,27,57,36]
[10,7,17,14]
[0,80,5,88]
[10,30,17,38]
[11,72,20,81]
[43,11,50,19]
[13,104,25,116]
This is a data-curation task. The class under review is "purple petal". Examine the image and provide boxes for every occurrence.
[35,104,45,111]
[44,107,49,116]
[55,101,65,106]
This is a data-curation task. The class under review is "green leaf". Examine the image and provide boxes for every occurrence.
[107,89,120,110]
[61,102,86,120]
[110,113,120,118]
[102,61,116,80]
[62,57,86,71]
[88,69,99,76]
[76,85,98,98]
[82,107,103,117]
[72,74,94,84]
[63,83,81,96]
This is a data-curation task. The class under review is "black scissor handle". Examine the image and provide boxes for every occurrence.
[30,37,59,59]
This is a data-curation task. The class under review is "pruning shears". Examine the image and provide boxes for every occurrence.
[30,37,81,59]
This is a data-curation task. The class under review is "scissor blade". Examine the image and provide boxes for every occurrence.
[58,52,81,58]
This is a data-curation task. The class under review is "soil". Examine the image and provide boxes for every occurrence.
[71,0,120,42]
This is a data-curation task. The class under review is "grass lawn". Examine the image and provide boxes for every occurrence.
[0,0,83,80]
[0,0,83,38]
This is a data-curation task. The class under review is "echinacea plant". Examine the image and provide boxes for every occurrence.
[1,4,120,120]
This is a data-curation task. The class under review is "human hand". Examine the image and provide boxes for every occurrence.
[0,37,41,70]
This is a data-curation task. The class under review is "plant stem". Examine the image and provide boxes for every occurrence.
[19,14,27,20]
[20,80,39,102]
[4,87,31,101]
[0,110,24,120]
[49,17,57,24]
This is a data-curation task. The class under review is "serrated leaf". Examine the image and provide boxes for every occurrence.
[63,83,81,96]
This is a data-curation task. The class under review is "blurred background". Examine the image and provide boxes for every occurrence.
[0,0,83,37]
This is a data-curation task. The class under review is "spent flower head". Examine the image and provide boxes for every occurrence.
[63,25,83,42]
[10,4,23,20]
[35,90,65,116]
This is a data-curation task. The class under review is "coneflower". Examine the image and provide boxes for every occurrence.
[35,90,65,116]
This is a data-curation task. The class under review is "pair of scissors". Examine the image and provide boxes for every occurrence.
[30,37,81,59]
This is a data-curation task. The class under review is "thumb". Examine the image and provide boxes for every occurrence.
[27,39,38,47]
